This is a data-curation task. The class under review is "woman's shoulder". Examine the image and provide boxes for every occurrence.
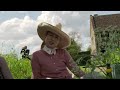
[0,56,5,61]
[56,49,68,54]
[32,50,43,56]
[57,48,68,52]
[0,56,6,64]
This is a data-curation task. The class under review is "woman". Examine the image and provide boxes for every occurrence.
[0,57,13,79]
[31,22,85,79]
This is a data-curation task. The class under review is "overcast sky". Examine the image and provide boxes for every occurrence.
[0,11,120,56]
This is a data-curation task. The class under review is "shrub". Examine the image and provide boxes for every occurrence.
[2,53,32,79]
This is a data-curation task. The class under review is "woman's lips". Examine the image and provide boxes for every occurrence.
[49,41,54,45]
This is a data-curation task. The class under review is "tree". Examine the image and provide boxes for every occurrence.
[67,31,92,66]
[69,31,81,43]
[66,38,81,62]
[67,31,84,65]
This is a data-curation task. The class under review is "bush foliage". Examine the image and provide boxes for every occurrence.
[1,53,32,79]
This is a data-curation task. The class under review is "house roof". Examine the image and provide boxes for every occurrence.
[91,13,120,29]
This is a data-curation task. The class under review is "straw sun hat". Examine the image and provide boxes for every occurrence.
[37,22,71,49]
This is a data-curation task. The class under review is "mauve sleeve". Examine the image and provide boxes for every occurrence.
[31,52,41,79]
[0,57,13,79]
[64,49,85,78]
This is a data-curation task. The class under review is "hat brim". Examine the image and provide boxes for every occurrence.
[37,22,71,49]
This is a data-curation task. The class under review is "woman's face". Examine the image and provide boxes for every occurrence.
[45,31,60,49]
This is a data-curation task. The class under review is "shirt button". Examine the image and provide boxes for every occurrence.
[54,63,55,64]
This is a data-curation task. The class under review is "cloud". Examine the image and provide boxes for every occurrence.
[37,11,92,38]
[19,16,37,35]
[37,11,65,25]
[15,35,42,55]
[17,11,28,14]
[0,16,37,40]
[0,11,6,14]
[15,35,41,48]
[81,35,91,51]
[0,11,104,55]
[30,45,41,55]
[0,15,39,55]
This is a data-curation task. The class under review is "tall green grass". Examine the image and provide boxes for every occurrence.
[1,53,32,79]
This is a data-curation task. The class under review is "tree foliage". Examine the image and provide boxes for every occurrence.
[66,38,81,62]
[66,37,91,66]
[85,26,120,79]
[67,31,91,66]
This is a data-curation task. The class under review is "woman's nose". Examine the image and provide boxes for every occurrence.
[51,36,56,40]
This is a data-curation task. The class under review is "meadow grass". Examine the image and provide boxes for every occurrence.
[2,53,32,79]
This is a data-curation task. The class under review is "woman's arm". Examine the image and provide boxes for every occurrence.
[64,50,85,78]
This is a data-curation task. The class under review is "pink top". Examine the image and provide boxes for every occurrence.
[31,49,84,79]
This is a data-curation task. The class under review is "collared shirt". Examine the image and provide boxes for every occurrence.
[31,49,85,79]
[42,45,56,55]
